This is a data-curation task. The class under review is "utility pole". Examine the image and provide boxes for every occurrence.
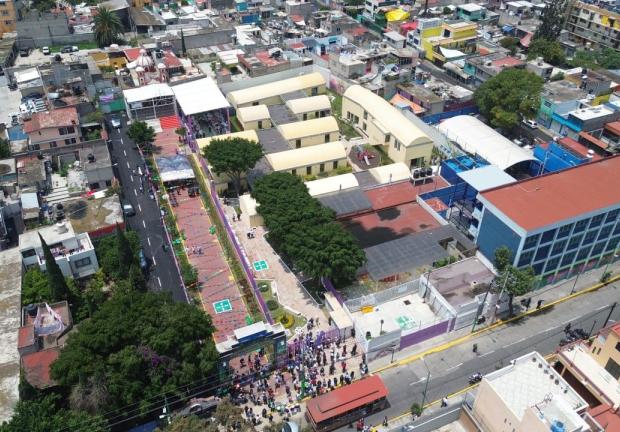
[420,356,431,411]
[603,302,617,329]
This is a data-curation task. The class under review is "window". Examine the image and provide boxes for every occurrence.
[614,223,620,235]
[303,113,307,121]
[518,251,534,267]
[535,245,550,261]
[574,219,588,233]
[605,209,619,224]
[21,249,36,258]
[576,245,592,261]
[291,169,297,175]
[561,252,576,267]
[552,240,567,256]
[29,143,40,151]
[258,121,263,129]
[615,342,620,352]
[541,229,557,244]
[324,134,330,143]
[306,166,312,175]
[599,225,613,239]
[49,141,57,148]
[73,257,92,268]
[567,235,583,250]
[385,134,390,144]
[545,257,560,272]
[58,126,75,135]
[1,10,8,15]
[295,139,301,148]
[64,138,76,145]
[311,87,318,96]
[253,102,259,106]
[606,237,620,251]
[532,262,545,274]
[319,163,325,173]
[523,234,540,250]
[583,230,597,245]
[363,110,368,120]
[590,214,605,228]
[332,161,338,169]
[558,224,573,238]
[605,358,620,380]
[362,122,367,131]
[592,241,606,256]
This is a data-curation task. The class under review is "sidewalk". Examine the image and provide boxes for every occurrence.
[369,260,619,372]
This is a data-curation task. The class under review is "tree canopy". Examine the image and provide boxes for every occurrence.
[0,137,11,159]
[527,38,566,66]
[202,137,264,196]
[252,172,365,286]
[493,247,536,296]
[474,68,544,130]
[50,291,219,418]
[127,121,156,149]
[39,233,69,302]
[570,48,620,70]
[21,268,51,306]
[0,394,108,432]
[534,0,568,40]
[93,7,123,48]
[95,228,141,281]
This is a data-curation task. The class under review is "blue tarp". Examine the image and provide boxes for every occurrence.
[502,25,514,33]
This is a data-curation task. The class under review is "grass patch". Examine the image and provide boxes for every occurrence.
[230,115,242,133]
[327,89,360,139]
[257,279,306,332]
[374,144,394,165]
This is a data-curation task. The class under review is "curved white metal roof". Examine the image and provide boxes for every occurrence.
[437,115,536,171]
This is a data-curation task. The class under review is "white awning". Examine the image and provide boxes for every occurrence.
[439,47,466,59]
[171,77,230,116]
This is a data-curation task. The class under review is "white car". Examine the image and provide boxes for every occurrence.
[110,117,121,128]
[522,119,538,129]
[42,46,50,55]
[71,45,79,52]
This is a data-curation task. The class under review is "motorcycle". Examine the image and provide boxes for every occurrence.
[468,373,482,385]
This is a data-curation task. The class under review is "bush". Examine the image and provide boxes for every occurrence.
[266,299,279,311]
[258,282,270,292]
[411,403,423,416]
[600,271,612,283]
[280,313,294,328]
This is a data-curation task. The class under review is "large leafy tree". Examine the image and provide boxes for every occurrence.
[527,38,566,66]
[21,268,51,306]
[116,225,135,278]
[570,48,620,70]
[492,247,536,316]
[202,137,264,197]
[0,137,11,158]
[95,229,140,281]
[474,68,544,129]
[252,172,365,286]
[39,233,69,302]
[535,0,568,41]
[93,7,123,48]
[494,246,513,272]
[50,292,219,416]
[0,394,108,432]
[127,121,156,150]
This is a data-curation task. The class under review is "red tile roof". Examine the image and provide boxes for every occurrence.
[348,27,368,37]
[400,21,417,32]
[306,376,388,424]
[163,51,182,68]
[124,47,142,62]
[18,325,35,349]
[588,404,620,432]
[289,42,306,50]
[605,121,620,136]
[491,56,524,68]
[255,51,287,67]
[21,349,60,389]
[365,181,418,211]
[480,155,620,231]
[558,137,602,160]
[579,131,609,150]
[22,107,78,134]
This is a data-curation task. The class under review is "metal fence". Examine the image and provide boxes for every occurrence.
[344,279,420,313]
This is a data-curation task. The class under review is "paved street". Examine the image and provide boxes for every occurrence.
[335,282,620,431]
[106,114,187,302]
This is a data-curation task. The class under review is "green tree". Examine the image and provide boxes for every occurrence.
[535,0,568,40]
[39,233,69,302]
[50,292,219,416]
[527,38,565,66]
[252,172,365,286]
[494,246,513,272]
[93,7,123,48]
[570,48,620,70]
[127,121,156,150]
[474,68,544,129]
[0,394,108,432]
[116,225,135,278]
[157,416,211,432]
[0,137,11,158]
[128,264,146,292]
[95,229,140,281]
[180,29,187,57]
[202,137,264,197]
[21,268,51,306]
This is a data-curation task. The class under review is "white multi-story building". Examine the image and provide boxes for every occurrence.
[19,221,99,279]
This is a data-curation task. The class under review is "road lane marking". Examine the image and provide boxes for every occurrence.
[157,277,162,287]
[126,161,130,169]
[445,362,463,372]
[147,237,151,246]
[120,137,124,145]
[479,350,495,357]
[123,149,127,156]
[138,204,142,212]
[152,256,157,266]
[142,220,146,228]
[134,189,137,196]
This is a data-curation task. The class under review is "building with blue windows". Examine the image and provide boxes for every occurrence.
[471,156,620,286]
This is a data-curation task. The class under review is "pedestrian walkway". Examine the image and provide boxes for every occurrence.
[221,203,330,332]
[153,125,249,343]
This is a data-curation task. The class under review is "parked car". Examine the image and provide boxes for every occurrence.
[522,119,538,129]
[71,45,79,52]
[60,46,73,53]
[19,47,30,57]
[138,249,149,272]
[42,46,51,55]
[110,117,121,128]
[122,203,136,217]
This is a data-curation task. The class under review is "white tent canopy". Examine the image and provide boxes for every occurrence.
[171,77,230,116]
[437,116,536,171]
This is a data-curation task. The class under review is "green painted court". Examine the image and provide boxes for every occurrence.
[253,260,269,271]
[396,315,416,330]
[213,299,233,314]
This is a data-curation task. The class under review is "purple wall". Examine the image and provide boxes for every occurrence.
[399,319,452,350]
[198,156,273,324]
[322,277,345,305]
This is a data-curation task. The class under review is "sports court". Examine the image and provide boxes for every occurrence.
[213,299,233,313]
[253,260,269,272]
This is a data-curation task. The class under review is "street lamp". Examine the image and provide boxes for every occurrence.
[420,356,431,411]
[570,268,582,294]
[380,319,384,335]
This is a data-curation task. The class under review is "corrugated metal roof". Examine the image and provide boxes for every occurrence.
[266,141,346,171]
[227,72,325,107]
[277,116,339,141]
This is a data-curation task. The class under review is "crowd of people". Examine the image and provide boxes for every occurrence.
[226,328,368,426]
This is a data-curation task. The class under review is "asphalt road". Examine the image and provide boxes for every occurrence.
[514,122,555,144]
[335,283,620,431]
[106,114,187,303]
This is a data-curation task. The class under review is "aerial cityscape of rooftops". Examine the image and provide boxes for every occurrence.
[1,0,620,429]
